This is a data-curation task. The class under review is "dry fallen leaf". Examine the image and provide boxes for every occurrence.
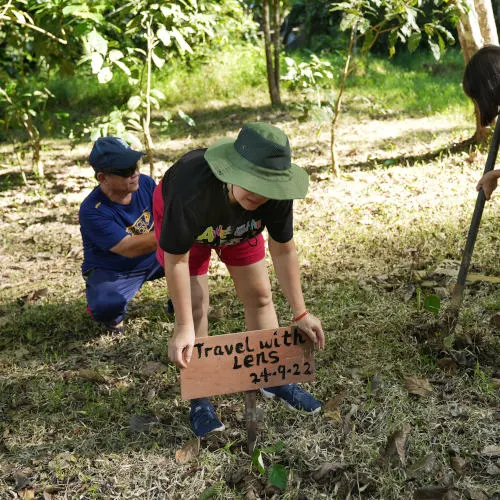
[380,423,411,467]
[312,462,345,482]
[139,361,167,377]
[486,463,500,476]
[464,489,489,500]
[466,273,500,284]
[19,489,35,500]
[436,358,459,373]
[413,486,457,499]
[129,414,160,434]
[481,445,500,458]
[450,455,466,475]
[175,438,200,464]
[406,453,437,479]
[323,391,345,422]
[76,369,106,383]
[18,288,48,304]
[404,376,434,397]
[490,313,500,328]
[368,373,383,397]
[13,471,30,490]
[48,452,76,470]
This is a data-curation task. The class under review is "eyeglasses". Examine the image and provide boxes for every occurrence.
[102,165,139,178]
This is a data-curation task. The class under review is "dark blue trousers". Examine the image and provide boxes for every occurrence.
[85,261,164,327]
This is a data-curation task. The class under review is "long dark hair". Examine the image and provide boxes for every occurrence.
[463,45,500,126]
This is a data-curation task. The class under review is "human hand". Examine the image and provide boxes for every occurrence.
[295,312,325,350]
[477,170,500,200]
[168,325,196,368]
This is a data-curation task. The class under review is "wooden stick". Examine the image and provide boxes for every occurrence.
[245,390,257,454]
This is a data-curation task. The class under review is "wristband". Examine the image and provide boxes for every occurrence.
[291,310,309,322]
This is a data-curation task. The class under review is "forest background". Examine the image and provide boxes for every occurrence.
[0,1,499,499]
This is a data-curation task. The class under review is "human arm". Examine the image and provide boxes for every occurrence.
[477,169,500,200]
[164,251,196,368]
[110,232,157,258]
[268,236,325,349]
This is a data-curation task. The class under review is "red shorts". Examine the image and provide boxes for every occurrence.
[153,182,265,276]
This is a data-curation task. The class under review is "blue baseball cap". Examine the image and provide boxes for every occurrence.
[89,137,145,172]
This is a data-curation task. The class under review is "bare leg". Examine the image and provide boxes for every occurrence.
[227,260,278,331]
[190,274,209,337]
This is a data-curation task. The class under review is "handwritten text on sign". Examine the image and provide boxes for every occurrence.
[180,326,315,400]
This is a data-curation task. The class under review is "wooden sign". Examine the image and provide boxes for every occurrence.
[180,326,315,400]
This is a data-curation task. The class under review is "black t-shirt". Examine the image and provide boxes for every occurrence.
[159,149,294,255]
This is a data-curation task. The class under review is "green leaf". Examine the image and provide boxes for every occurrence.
[268,464,288,489]
[388,30,398,48]
[13,10,26,24]
[109,50,124,62]
[407,32,421,53]
[157,26,171,47]
[178,110,195,127]
[127,96,142,111]
[423,294,440,315]
[152,52,165,69]
[87,29,108,56]
[252,448,265,475]
[171,27,193,54]
[443,334,454,351]
[91,53,104,74]
[150,88,166,100]
[90,128,101,141]
[62,3,103,22]
[362,29,375,52]
[97,67,113,84]
[123,132,142,150]
[127,119,143,131]
[261,441,285,454]
[428,39,441,61]
[150,96,160,109]
[113,60,131,76]
[198,483,221,500]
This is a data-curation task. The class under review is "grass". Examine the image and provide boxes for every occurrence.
[0,43,499,498]
[346,49,469,118]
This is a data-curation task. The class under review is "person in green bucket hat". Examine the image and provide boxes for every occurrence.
[153,122,325,436]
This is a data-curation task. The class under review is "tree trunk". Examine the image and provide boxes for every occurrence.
[458,0,498,141]
[263,0,281,106]
[475,0,499,45]
[144,21,155,177]
[330,25,356,178]
[272,0,281,105]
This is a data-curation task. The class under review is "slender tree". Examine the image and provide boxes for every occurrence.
[262,0,282,106]
[0,0,71,177]
[327,0,464,175]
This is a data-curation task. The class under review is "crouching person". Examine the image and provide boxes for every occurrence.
[79,137,164,334]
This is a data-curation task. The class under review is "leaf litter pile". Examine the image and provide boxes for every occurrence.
[0,113,499,499]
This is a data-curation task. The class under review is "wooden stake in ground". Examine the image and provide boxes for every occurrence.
[245,391,257,453]
[449,116,500,323]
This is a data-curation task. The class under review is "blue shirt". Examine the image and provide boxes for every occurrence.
[79,174,157,274]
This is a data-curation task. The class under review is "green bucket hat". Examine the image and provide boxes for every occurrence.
[204,122,309,200]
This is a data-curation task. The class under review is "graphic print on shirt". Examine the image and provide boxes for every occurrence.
[126,209,154,235]
[196,219,263,246]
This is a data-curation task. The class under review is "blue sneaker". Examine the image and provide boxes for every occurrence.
[189,398,225,436]
[260,384,322,413]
